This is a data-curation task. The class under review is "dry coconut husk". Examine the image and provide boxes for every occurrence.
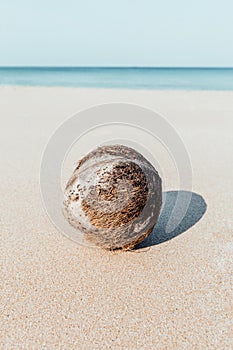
[63,145,162,250]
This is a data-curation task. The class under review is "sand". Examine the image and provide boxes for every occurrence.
[1,87,233,349]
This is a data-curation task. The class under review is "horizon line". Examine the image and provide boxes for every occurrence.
[0,66,233,69]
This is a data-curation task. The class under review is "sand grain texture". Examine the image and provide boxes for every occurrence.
[1,87,233,349]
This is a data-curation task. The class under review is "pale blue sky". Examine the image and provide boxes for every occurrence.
[0,0,233,67]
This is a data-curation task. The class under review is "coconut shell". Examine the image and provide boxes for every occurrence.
[63,145,162,250]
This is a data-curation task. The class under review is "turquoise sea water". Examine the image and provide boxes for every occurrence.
[0,67,233,90]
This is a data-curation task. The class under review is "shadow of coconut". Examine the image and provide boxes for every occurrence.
[135,190,207,249]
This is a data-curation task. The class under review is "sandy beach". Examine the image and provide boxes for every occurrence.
[1,87,233,349]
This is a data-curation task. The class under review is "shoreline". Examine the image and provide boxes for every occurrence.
[1,84,233,92]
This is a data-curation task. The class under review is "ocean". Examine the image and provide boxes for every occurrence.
[0,67,233,90]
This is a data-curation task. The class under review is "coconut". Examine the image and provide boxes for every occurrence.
[63,145,162,250]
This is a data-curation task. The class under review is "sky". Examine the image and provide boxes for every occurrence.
[0,0,233,67]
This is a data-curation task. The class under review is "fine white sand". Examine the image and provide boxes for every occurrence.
[1,87,233,349]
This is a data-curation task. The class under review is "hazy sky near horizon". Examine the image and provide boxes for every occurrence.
[1,0,233,67]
